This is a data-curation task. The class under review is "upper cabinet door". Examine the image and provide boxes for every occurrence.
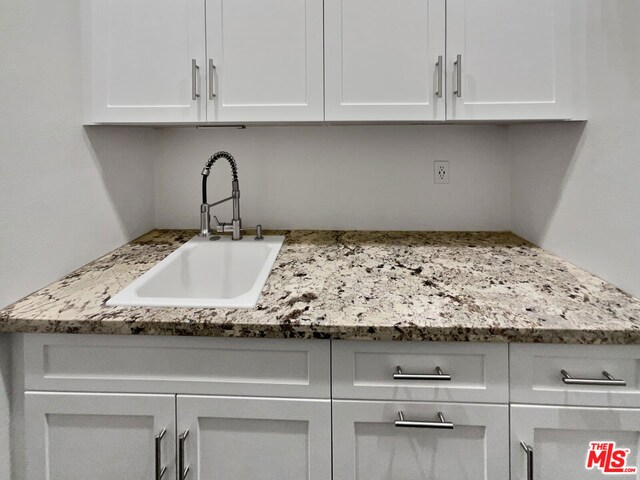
[86,0,206,123]
[206,0,324,122]
[447,0,584,121]
[324,0,446,121]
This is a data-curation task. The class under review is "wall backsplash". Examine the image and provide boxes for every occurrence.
[155,125,511,231]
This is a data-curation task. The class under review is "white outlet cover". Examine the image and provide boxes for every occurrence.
[434,161,449,184]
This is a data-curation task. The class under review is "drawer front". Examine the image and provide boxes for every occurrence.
[23,334,330,398]
[332,340,508,403]
[510,344,640,407]
[333,400,509,480]
[511,404,640,480]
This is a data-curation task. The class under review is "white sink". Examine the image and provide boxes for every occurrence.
[107,235,285,309]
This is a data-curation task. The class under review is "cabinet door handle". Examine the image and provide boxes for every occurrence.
[155,428,167,480]
[560,369,626,386]
[192,60,200,101]
[435,55,443,98]
[453,54,462,97]
[521,442,534,480]
[208,59,217,100]
[395,411,454,429]
[393,366,451,381]
[179,430,190,480]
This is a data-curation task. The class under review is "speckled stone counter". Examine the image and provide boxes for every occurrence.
[1,230,639,343]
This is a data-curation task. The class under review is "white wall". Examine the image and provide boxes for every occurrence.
[510,0,640,298]
[0,0,159,309]
[155,125,511,231]
[0,1,158,475]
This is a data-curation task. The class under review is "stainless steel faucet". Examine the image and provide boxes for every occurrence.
[199,151,263,241]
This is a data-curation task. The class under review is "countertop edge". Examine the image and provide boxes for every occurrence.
[2,317,640,345]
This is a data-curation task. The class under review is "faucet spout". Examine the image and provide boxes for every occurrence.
[199,151,243,240]
[200,203,213,238]
[201,151,239,204]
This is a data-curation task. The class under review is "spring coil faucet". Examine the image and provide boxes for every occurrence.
[199,151,262,241]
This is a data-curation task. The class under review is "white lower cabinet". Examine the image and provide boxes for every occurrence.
[25,392,176,480]
[511,405,640,480]
[177,395,332,480]
[333,400,509,480]
[20,336,640,480]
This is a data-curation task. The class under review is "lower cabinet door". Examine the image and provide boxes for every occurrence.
[176,395,332,480]
[511,405,640,480]
[333,400,509,480]
[25,392,176,480]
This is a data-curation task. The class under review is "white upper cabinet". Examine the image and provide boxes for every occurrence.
[446,0,584,120]
[206,0,324,122]
[324,0,446,121]
[85,0,584,123]
[86,0,206,123]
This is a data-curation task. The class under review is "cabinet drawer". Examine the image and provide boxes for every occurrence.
[23,334,330,398]
[333,400,509,480]
[332,340,508,403]
[510,344,640,407]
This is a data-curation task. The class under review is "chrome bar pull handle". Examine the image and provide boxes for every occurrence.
[453,54,462,97]
[394,366,451,381]
[208,59,217,100]
[155,429,167,480]
[192,60,200,101]
[435,55,443,98]
[561,369,626,386]
[521,442,533,480]
[179,430,190,480]
[395,411,454,429]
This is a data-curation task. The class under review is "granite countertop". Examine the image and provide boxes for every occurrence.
[1,230,639,344]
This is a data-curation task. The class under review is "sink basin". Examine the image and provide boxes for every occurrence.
[107,235,285,309]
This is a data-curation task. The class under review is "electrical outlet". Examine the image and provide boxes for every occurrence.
[434,161,449,184]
